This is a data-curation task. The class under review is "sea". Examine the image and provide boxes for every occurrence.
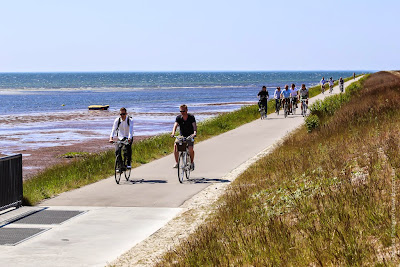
[0,71,359,155]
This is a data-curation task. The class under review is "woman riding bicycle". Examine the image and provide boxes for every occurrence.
[171,104,197,171]
[273,86,281,114]
[290,83,299,113]
[109,107,134,169]
[299,84,309,116]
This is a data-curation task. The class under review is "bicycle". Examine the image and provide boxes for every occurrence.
[291,97,297,115]
[339,83,344,93]
[113,139,131,184]
[301,98,308,117]
[174,135,193,183]
[275,99,281,115]
[283,98,290,118]
[258,100,267,120]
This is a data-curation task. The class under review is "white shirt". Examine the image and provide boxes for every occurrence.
[110,117,133,140]
[290,87,298,98]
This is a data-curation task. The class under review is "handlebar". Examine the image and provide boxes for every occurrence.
[172,135,195,142]
[112,139,130,145]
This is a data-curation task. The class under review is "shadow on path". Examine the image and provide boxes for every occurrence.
[127,179,168,184]
[185,177,231,184]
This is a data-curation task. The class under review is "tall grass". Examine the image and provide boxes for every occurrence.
[157,71,400,265]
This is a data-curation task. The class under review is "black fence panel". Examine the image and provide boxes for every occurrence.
[0,154,23,211]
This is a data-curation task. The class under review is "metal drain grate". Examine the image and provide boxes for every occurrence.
[12,210,84,225]
[0,228,47,246]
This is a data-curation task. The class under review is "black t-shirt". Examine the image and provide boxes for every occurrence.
[258,90,269,100]
[175,114,196,137]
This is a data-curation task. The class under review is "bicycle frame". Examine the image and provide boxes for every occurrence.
[114,139,131,184]
[175,136,193,183]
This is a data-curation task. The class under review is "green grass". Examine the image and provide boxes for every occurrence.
[156,71,400,266]
[22,75,361,206]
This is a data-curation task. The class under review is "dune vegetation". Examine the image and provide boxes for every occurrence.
[156,71,400,265]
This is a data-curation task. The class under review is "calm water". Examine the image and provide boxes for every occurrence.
[0,71,362,155]
[0,71,359,115]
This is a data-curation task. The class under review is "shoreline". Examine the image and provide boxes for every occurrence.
[17,135,150,180]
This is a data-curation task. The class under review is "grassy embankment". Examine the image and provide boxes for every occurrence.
[22,76,358,206]
[156,72,400,266]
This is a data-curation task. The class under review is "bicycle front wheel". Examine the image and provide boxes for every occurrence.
[284,103,288,118]
[115,156,122,184]
[178,152,185,183]
[185,152,191,180]
[124,156,131,181]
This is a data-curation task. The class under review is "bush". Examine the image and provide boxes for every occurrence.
[305,114,320,132]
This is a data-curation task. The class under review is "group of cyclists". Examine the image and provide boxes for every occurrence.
[258,75,348,118]
[257,83,310,118]
[320,76,345,94]
[110,75,349,178]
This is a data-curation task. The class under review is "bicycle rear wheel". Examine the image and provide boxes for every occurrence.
[178,152,185,183]
[115,156,122,184]
[185,152,191,180]
[124,155,131,181]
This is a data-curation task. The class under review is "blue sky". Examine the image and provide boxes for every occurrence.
[0,0,398,72]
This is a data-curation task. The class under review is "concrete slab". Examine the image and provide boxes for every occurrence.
[0,206,181,267]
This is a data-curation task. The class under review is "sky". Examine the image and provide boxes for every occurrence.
[0,0,399,72]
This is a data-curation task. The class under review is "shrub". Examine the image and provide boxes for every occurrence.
[305,114,320,132]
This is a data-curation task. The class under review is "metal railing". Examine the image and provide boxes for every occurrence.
[0,154,23,211]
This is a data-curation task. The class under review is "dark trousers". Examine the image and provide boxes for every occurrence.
[258,99,268,112]
[115,141,132,165]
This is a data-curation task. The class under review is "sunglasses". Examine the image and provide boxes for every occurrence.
[180,110,186,113]
[120,113,126,115]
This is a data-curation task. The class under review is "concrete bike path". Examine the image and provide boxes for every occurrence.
[0,77,363,266]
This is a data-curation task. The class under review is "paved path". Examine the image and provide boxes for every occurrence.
[0,77,362,266]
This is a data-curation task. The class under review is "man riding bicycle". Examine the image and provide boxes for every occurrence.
[280,85,291,110]
[109,107,133,169]
[171,104,197,171]
[320,77,326,94]
[328,77,334,93]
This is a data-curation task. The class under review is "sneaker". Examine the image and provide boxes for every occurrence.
[190,162,195,171]
[173,163,178,168]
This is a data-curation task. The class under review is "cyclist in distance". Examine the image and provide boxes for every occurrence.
[273,86,281,113]
[299,84,309,116]
[328,77,335,93]
[280,85,292,113]
[290,83,299,113]
[109,107,134,168]
[171,104,197,170]
[257,86,269,117]
[339,77,344,93]
[320,77,326,94]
